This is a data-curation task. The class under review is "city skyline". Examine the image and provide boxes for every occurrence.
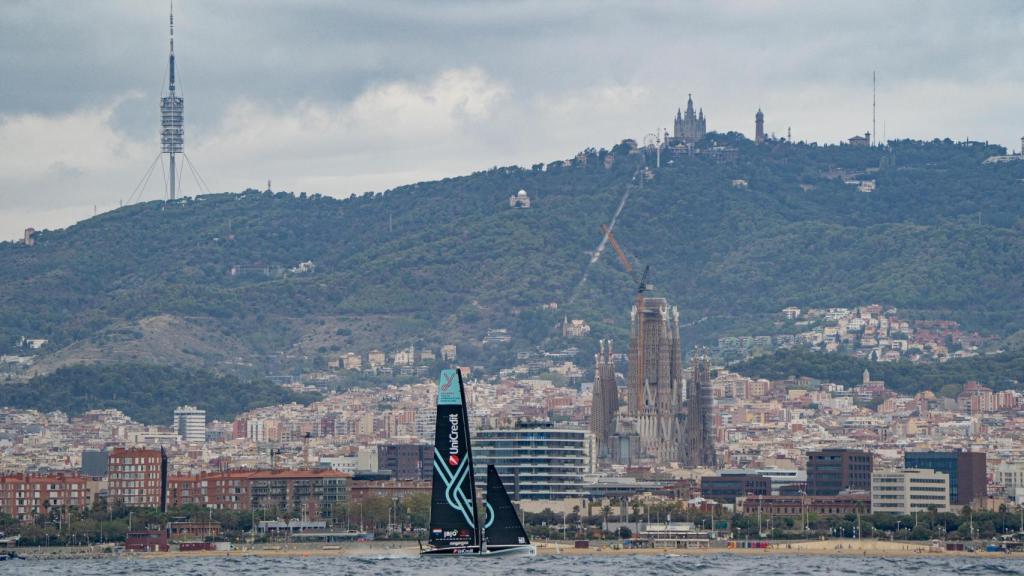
[3,1,1024,239]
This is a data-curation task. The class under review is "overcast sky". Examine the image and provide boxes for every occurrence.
[2,0,1022,240]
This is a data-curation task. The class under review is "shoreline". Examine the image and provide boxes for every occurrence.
[9,538,1023,561]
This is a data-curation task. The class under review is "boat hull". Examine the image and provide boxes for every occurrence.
[420,544,537,557]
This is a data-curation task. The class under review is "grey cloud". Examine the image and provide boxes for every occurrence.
[1,0,1023,239]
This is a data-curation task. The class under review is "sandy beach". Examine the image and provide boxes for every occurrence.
[13,538,1020,561]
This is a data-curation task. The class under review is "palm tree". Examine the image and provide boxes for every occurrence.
[601,505,612,536]
[630,499,642,533]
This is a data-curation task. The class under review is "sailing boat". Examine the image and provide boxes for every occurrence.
[421,369,536,557]
[481,464,535,555]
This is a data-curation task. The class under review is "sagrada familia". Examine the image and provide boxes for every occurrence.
[590,295,718,467]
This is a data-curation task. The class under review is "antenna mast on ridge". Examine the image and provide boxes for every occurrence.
[872,71,876,147]
[161,2,184,200]
[128,2,210,205]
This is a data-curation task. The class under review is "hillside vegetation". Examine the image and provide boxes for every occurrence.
[1,136,1023,376]
[0,364,318,423]
[732,348,1024,396]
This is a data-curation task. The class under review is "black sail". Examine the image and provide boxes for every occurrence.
[428,369,479,549]
[484,464,530,546]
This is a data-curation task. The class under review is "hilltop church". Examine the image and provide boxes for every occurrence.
[666,94,707,145]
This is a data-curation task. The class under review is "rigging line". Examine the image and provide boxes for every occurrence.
[183,154,205,195]
[128,152,163,204]
[185,153,211,194]
[194,158,212,195]
[127,153,154,204]
[133,153,162,205]
[183,153,211,194]
[136,159,159,204]
[134,152,162,203]
[176,155,186,198]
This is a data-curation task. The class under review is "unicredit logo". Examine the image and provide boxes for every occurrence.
[448,413,459,465]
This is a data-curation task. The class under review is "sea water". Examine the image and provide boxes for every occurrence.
[2,554,1023,576]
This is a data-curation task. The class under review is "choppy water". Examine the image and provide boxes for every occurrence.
[2,554,1023,576]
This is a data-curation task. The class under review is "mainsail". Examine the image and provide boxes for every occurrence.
[428,369,480,549]
[484,464,530,546]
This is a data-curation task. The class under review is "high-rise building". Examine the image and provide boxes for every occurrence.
[755,109,765,144]
[806,449,873,496]
[626,297,686,463]
[871,468,950,514]
[683,352,717,468]
[473,423,593,500]
[108,447,168,510]
[590,339,618,459]
[904,450,986,506]
[174,405,207,443]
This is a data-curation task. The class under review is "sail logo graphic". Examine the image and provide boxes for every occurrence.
[437,369,463,405]
[484,501,495,529]
[433,447,475,529]
[440,371,457,392]
[448,413,460,466]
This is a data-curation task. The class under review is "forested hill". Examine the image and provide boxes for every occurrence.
[2,136,1023,375]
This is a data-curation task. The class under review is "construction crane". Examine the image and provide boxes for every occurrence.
[637,264,650,294]
[597,223,652,412]
[600,224,634,276]
[633,265,651,412]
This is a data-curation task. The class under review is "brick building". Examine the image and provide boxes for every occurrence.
[349,479,431,503]
[0,473,92,521]
[737,493,870,517]
[167,469,350,519]
[107,447,167,509]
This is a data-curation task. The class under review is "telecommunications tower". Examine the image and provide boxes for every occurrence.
[127,3,208,204]
[161,4,184,199]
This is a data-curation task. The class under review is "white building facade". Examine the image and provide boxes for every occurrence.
[173,405,207,443]
[473,424,593,500]
[994,461,1024,502]
[871,468,950,514]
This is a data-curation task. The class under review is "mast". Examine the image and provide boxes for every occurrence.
[872,71,876,147]
[461,370,481,547]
